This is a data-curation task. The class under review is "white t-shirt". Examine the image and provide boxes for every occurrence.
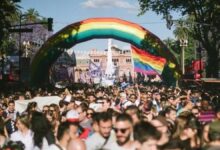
[86,132,116,150]
[10,129,34,150]
[106,141,137,150]
[49,144,66,150]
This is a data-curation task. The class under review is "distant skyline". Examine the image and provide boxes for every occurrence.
[20,0,181,51]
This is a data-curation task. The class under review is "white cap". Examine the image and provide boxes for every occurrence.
[66,110,79,122]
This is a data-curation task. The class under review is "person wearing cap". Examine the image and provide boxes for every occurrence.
[66,110,90,140]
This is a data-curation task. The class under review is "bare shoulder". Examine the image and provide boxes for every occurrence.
[67,138,86,150]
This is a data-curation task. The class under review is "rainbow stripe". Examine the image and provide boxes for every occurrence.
[31,18,180,85]
[131,46,166,75]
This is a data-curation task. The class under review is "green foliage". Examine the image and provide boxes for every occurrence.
[0,0,20,51]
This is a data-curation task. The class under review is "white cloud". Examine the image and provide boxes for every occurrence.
[81,0,138,11]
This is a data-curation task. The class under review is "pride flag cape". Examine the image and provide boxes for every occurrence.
[131,45,167,75]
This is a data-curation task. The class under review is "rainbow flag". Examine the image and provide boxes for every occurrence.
[131,45,167,75]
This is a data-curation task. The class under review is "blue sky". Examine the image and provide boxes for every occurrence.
[20,0,179,51]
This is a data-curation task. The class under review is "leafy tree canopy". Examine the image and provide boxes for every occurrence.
[138,0,220,77]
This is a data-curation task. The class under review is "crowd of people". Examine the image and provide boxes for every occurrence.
[0,82,220,150]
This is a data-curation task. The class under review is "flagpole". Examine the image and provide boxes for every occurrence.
[130,45,136,83]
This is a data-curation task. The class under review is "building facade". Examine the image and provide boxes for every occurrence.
[74,46,134,82]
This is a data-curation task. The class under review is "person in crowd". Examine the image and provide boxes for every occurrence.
[42,105,49,114]
[118,92,133,111]
[169,113,201,150]
[203,120,220,149]
[167,95,179,110]
[86,112,115,150]
[128,94,139,106]
[164,106,177,134]
[125,105,141,125]
[87,108,95,119]
[151,116,170,147]
[3,100,19,135]
[22,102,38,117]
[180,115,201,150]
[107,113,138,150]
[177,100,194,116]
[67,138,86,150]
[192,106,200,119]
[141,100,154,122]
[0,115,7,148]
[66,109,90,140]
[49,122,70,150]
[134,121,161,150]
[198,99,215,124]
[59,101,67,115]
[11,114,34,150]
[97,98,112,112]
[76,104,91,129]
[31,111,55,150]
[152,91,162,113]
[87,93,97,110]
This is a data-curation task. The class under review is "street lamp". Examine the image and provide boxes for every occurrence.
[179,38,188,75]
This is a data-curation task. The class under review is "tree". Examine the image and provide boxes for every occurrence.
[163,38,180,63]
[173,18,196,66]
[10,8,51,57]
[0,0,20,49]
[138,0,220,77]
[23,8,40,23]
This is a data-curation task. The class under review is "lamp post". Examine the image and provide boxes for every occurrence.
[23,41,30,57]
[19,14,28,82]
[179,38,188,75]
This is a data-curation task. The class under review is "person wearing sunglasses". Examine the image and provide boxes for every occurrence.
[107,113,138,150]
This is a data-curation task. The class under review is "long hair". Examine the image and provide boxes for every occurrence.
[31,111,55,148]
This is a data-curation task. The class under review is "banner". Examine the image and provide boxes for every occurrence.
[89,60,101,78]
[15,96,61,113]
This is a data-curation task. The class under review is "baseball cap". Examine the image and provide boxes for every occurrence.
[66,110,79,122]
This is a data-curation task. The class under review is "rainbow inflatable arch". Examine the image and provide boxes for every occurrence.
[31,18,180,85]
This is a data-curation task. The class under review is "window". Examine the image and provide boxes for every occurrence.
[126,59,131,63]
[94,59,99,62]
[112,59,119,62]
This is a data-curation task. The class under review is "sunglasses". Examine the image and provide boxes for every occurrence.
[87,113,93,115]
[113,127,129,134]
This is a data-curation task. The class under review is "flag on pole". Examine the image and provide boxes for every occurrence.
[89,60,101,78]
[131,45,167,75]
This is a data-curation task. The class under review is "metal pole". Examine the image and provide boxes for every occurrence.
[19,14,22,82]
[181,46,185,75]
[199,47,202,78]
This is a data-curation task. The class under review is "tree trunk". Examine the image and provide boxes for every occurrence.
[206,48,219,78]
